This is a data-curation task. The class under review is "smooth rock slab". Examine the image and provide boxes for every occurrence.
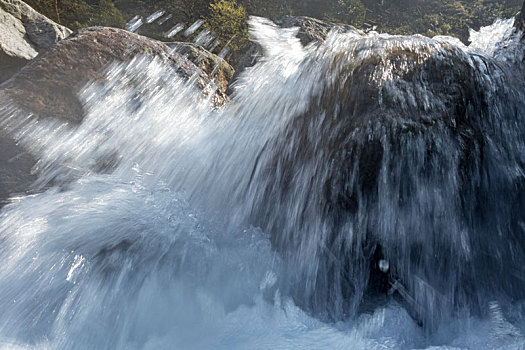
[0,0,71,82]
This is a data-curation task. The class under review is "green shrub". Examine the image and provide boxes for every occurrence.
[24,0,125,30]
[326,0,366,27]
[88,0,126,28]
[204,0,250,57]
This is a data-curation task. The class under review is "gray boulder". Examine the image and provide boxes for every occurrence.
[0,0,71,83]
[244,29,525,325]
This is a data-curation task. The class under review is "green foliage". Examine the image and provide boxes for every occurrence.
[24,0,125,30]
[325,0,366,27]
[22,0,524,65]
[174,0,210,22]
[204,0,250,54]
[88,0,126,28]
[238,0,293,19]
[58,0,91,29]
[360,0,521,42]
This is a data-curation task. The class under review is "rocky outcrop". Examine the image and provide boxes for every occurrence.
[0,27,226,123]
[167,42,234,95]
[0,0,71,83]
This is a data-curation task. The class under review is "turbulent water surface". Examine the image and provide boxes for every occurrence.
[0,17,525,349]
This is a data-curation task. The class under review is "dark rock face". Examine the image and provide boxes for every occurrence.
[0,132,36,206]
[516,1,525,34]
[0,27,226,123]
[0,0,71,83]
[244,34,525,325]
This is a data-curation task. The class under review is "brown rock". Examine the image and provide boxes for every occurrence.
[0,26,226,123]
[167,42,234,95]
[0,26,228,205]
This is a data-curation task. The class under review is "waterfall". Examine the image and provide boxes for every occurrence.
[0,16,524,349]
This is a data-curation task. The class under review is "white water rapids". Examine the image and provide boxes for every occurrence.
[0,17,524,349]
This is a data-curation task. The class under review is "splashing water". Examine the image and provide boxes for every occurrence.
[125,16,143,33]
[146,10,165,24]
[468,18,523,61]
[166,24,184,39]
[0,17,525,349]
[184,20,204,37]
[157,14,172,26]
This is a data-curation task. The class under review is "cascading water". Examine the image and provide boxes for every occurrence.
[0,16,524,349]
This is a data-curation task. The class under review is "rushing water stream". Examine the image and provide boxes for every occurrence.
[0,17,524,349]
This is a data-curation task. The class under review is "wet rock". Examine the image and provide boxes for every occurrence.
[0,0,71,83]
[0,27,226,123]
[516,1,525,34]
[245,34,525,324]
[167,42,234,95]
[0,132,36,206]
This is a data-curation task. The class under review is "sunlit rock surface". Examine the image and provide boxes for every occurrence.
[0,0,71,83]
[0,27,226,123]
[167,42,234,95]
